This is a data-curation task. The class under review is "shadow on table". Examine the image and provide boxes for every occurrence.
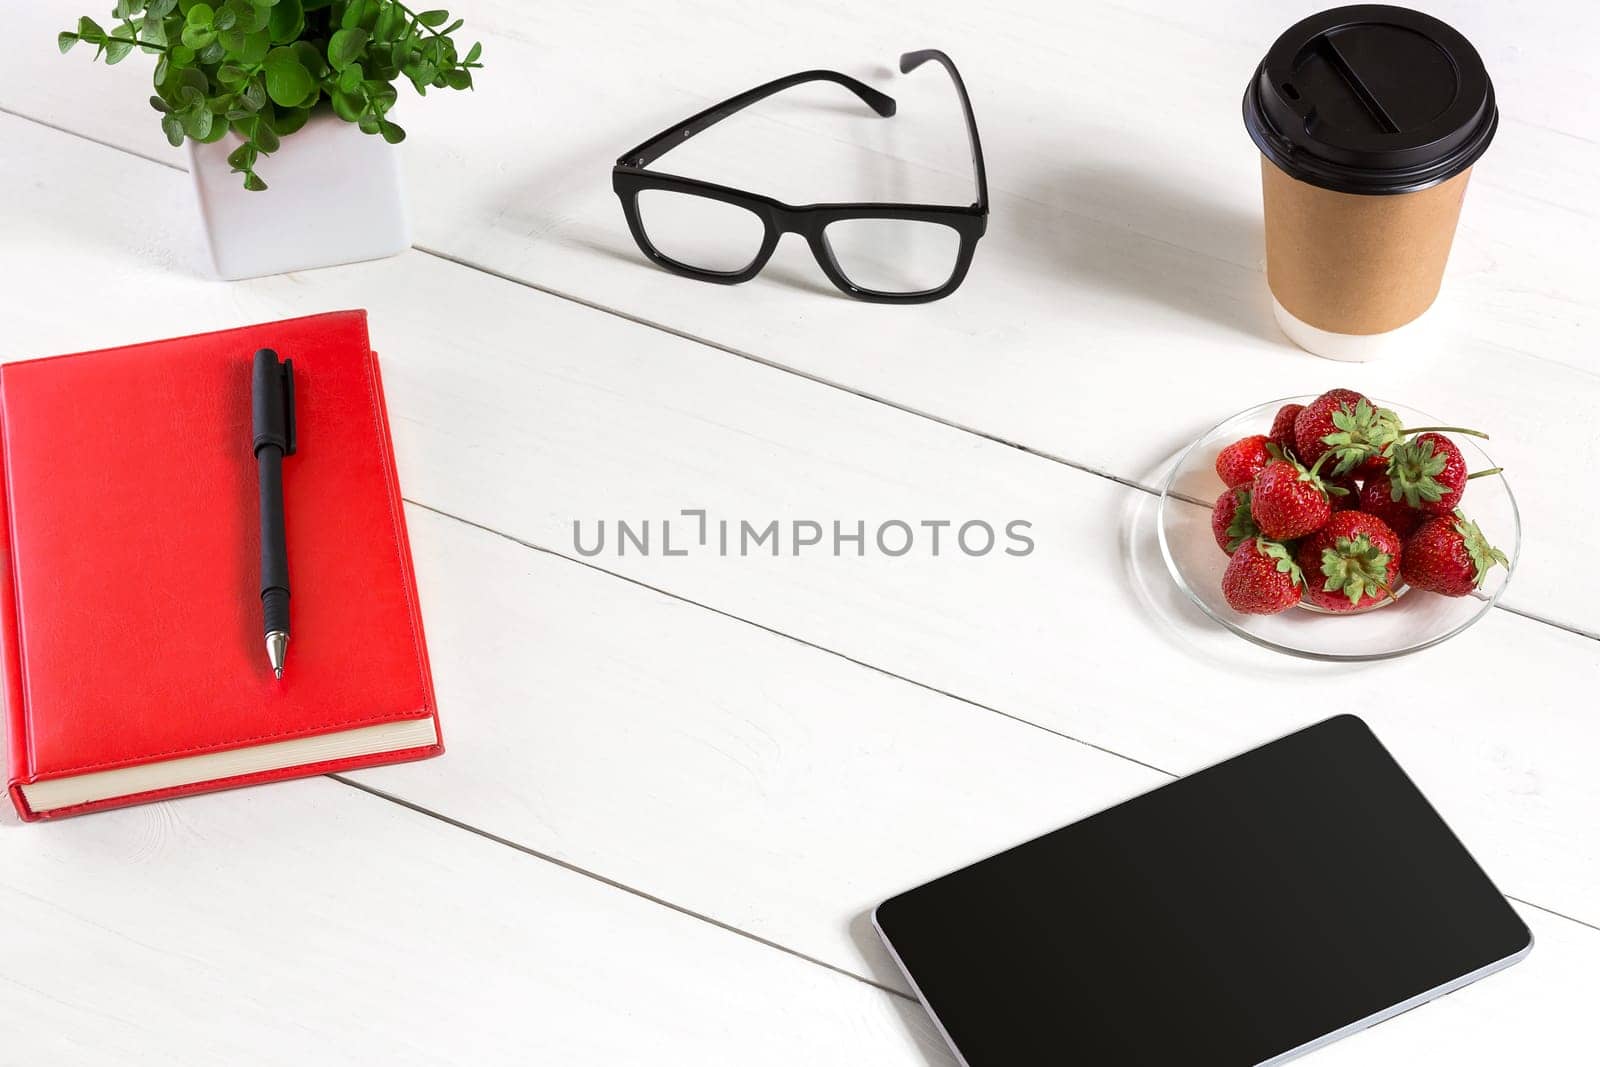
[564,230,850,302]
[846,908,961,1067]
[1002,160,1281,344]
[1117,451,1348,681]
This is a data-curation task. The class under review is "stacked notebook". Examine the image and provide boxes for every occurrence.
[2,310,442,820]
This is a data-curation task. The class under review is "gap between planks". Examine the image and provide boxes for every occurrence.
[3,102,1595,644]
[383,497,1600,955]
[8,91,1600,1034]
[4,103,1596,649]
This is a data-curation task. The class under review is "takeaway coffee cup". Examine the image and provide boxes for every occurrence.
[1243,5,1498,361]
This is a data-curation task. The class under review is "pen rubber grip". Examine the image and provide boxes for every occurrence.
[258,445,290,635]
[261,587,289,636]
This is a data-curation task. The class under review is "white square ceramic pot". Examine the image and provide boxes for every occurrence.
[185,111,410,281]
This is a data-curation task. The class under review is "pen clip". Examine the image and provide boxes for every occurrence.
[252,348,296,457]
[280,357,296,457]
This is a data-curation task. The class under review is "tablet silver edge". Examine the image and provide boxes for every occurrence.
[871,905,1532,1067]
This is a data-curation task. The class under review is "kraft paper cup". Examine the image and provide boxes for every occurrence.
[1243,5,1498,362]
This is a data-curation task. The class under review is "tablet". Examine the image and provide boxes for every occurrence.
[874,715,1531,1066]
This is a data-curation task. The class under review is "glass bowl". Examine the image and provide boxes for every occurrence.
[1156,396,1520,660]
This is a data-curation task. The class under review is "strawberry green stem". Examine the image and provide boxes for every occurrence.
[1465,468,1504,481]
[1400,426,1490,439]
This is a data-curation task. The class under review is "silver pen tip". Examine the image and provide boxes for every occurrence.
[266,631,289,679]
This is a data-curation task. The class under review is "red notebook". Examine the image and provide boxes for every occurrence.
[2,310,442,820]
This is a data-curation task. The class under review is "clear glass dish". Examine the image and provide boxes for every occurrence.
[1156,396,1520,660]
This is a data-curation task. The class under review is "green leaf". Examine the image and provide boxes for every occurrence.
[179,23,215,48]
[184,3,215,27]
[340,0,367,29]
[76,16,107,41]
[181,104,213,139]
[239,0,271,32]
[290,39,327,77]
[268,0,304,42]
[217,63,248,88]
[1223,487,1259,553]
[114,0,143,18]
[337,63,363,92]
[138,14,168,48]
[377,118,405,144]
[463,41,480,64]
[373,3,402,40]
[241,75,267,110]
[242,172,268,191]
[253,119,280,152]
[226,142,256,171]
[444,68,470,90]
[160,113,185,145]
[1320,534,1392,606]
[1453,512,1510,588]
[263,47,314,107]
[213,4,237,30]
[169,43,195,64]
[236,27,271,64]
[273,105,310,136]
[328,26,368,69]
[357,111,380,134]
[148,94,172,112]
[416,9,448,26]
[1257,538,1303,587]
[197,118,231,142]
[104,37,136,63]
[330,88,363,121]
[57,32,80,54]
[147,0,178,16]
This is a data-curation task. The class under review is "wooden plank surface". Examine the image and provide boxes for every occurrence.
[3,109,1596,953]
[2,2,1598,1062]
[0,777,953,1066]
[5,0,1597,633]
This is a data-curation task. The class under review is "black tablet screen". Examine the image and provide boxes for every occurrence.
[875,715,1530,1066]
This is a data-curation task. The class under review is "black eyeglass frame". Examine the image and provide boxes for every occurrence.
[612,49,989,304]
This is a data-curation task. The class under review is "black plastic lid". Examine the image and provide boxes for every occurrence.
[1243,5,1497,194]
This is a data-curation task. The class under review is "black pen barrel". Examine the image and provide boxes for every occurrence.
[257,446,290,634]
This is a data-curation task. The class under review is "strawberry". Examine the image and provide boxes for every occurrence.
[1211,486,1259,555]
[1295,390,1403,475]
[1269,403,1304,456]
[1249,452,1347,540]
[1296,511,1402,612]
[1296,389,1495,483]
[1357,476,1424,537]
[1402,511,1510,597]
[1327,474,1360,511]
[1221,538,1304,615]
[1215,435,1273,488]
[1384,432,1471,515]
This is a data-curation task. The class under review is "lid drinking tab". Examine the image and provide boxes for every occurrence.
[1243,4,1497,194]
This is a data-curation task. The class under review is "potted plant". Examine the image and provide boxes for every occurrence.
[59,0,483,279]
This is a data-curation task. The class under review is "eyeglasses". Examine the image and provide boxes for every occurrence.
[613,49,988,304]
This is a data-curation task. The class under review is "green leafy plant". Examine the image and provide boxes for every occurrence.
[59,0,483,190]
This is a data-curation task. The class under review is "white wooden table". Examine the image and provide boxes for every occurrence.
[2,2,1597,1062]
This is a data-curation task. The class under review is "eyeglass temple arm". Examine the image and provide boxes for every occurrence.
[899,49,988,211]
[618,70,897,168]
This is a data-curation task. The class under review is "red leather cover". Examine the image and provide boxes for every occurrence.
[1,310,441,820]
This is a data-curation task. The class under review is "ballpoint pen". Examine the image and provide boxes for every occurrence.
[251,348,295,679]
